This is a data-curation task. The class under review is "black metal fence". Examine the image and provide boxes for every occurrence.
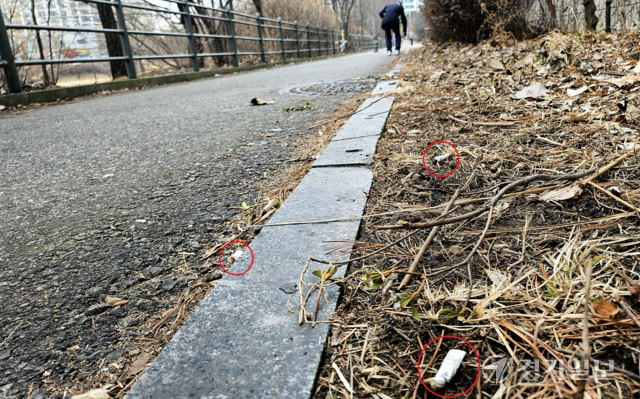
[0,0,377,93]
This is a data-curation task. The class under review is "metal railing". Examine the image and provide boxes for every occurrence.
[0,0,377,93]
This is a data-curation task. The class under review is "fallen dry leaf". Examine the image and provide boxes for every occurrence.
[610,75,640,88]
[448,245,464,255]
[629,284,640,302]
[430,71,445,82]
[489,59,505,70]
[512,82,549,100]
[105,297,123,305]
[494,201,511,214]
[567,86,588,97]
[593,301,619,318]
[71,388,110,399]
[485,269,509,287]
[539,185,582,201]
[250,97,275,105]
[561,65,578,74]
[127,352,151,376]
[634,63,640,74]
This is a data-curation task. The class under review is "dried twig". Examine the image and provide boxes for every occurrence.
[575,256,593,399]
[399,169,478,289]
[376,169,595,230]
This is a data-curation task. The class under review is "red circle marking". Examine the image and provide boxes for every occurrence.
[218,241,254,276]
[416,335,480,398]
[422,141,460,178]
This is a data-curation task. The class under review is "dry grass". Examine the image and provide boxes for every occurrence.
[312,32,640,399]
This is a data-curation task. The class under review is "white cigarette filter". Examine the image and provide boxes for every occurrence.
[432,153,451,164]
[425,349,466,390]
[231,250,244,261]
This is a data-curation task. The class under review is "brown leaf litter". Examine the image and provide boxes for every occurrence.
[311,32,640,399]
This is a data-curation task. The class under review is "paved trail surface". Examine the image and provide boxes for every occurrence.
[0,52,394,398]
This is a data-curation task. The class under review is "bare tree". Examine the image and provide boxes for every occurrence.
[94,3,127,79]
[332,0,357,35]
[583,0,598,30]
[605,0,612,32]
[29,0,50,85]
[252,0,263,15]
[544,0,557,30]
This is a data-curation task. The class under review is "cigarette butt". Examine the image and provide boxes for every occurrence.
[425,349,466,390]
[231,250,244,261]
[433,153,451,164]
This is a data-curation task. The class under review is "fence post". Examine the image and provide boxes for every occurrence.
[324,27,329,56]
[306,24,312,58]
[180,0,199,71]
[256,13,266,63]
[605,0,612,32]
[374,36,378,52]
[113,0,137,78]
[226,6,239,67]
[277,18,285,61]
[332,30,336,54]
[0,11,22,92]
[294,21,301,59]
[314,27,321,56]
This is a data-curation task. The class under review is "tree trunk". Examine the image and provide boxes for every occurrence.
[544,0,557,30]
[30,0,51,85]
[193,4,226,67]
[252,0,263,15]
[178,1,206,69]
[96,4,127,79]
[605,0,612,32]
[583,0,599,30]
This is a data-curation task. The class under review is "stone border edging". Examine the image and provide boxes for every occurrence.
[123,63,400,399]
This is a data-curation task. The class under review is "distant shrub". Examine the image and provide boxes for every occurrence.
[423,0,527,44]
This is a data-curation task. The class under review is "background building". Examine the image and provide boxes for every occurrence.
[0,0,103,59]
[402,0,423,13]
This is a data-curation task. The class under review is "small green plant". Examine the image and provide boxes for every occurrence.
[312,263,346,290]
[399,292,421,321]
[284,103,317,112]
[439,308,465,321]
[360,271,384,290]
[543,282,560,298]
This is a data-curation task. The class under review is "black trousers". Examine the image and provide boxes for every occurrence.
[382,22,401,51]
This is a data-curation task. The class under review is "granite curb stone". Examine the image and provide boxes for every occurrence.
[267,167,373,225]
[371,80,399,95]
[312,135,380,168]
[125,223,359,399]
[126,168,373,398]
[332,97,394,141]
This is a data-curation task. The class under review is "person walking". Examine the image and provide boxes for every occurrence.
[379,0,407,56]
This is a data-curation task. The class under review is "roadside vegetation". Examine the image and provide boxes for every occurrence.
[312,30,640,398]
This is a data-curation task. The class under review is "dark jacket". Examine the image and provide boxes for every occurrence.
[379,3,407,30]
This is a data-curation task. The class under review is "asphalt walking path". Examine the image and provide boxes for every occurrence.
[0,51,395,398]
